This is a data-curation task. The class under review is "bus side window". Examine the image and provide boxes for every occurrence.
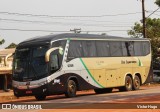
[50,53,59,73]
[134,41,142,56]
[142,41,150,55]
[82,40,96,57]
[52,40,66,49]
[96,41,110,57]
[122,42,128,56]
[67,40,83,60]
[125,41,134,56]
[52,41,60,47]
[109,41,122,57]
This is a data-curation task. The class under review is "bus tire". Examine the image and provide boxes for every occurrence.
[35,95,46,101]
[133,75,140,90]
[65,80,77,98]
[94,88,113,94]
[119,76,133,91]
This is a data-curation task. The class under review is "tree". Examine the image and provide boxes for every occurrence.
[5,43,17,49]
[155,0,160,7]
[128,22,143,38]
[128,18,160,69]
[0,39,5,45]
[101,33,107,36]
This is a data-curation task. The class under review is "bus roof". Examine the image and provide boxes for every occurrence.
[18,33,149,47]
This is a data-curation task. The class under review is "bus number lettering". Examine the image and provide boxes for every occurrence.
[68,64,74,67]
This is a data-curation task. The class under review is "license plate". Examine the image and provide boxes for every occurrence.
[26,90,32,94]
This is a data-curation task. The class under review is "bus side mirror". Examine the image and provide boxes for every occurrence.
[4,53,14,66]
[45,47,63,62]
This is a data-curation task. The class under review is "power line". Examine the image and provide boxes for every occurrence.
[147,8,160,18]
[0,18,61,24]
[0,18,132,27]
[0,18,132,25]
[0,28,70,32]
[83,30,128,32]
[0,11,142,18]
[150,10,160,13]
[0,11,140,24]
[0,28,128,33]
[0,18,134,27]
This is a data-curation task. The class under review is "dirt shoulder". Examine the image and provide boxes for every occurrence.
[0,83,160,103]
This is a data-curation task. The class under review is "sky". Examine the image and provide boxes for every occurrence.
[0,0,159,48]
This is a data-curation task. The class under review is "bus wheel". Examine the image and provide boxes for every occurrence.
[65,80,77,98]
[133,75,140,90]
[94,88,113,94]
[35,95,46,101]
[119,76,133,91]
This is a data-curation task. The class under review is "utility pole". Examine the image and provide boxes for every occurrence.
[142,0,146,38]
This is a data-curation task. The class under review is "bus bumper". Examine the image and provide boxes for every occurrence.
[13,85,48,97]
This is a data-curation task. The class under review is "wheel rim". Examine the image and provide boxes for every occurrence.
[69,83,75,93]
[126,79,132,88]
[134,78,140,88]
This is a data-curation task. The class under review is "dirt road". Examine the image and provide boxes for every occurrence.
[1,85,160,112]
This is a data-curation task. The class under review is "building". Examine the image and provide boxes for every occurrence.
[0,48,15,91]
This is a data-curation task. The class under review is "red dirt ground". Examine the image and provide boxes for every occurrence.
[1,84,160,112]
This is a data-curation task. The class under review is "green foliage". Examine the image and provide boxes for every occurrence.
[128,18,160,65]
[128,22,143,38]
[5,43,17,49]
[155,0,160,7]
[101,33,107,36]
[0,39,5,45]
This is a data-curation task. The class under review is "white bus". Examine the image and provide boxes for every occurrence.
[12,33,152,100]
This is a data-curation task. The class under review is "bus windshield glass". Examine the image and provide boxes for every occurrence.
[13,46,48,81]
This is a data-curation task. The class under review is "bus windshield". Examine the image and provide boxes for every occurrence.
[13,46,48,81]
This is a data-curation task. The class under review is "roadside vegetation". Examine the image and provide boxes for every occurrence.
[128,0,160,70]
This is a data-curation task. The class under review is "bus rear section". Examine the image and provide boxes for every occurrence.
[66,39,152,94]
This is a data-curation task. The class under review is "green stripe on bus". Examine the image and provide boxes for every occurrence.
[79,58,104,88]
[67,38,71,42]
[138,58,142,66]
